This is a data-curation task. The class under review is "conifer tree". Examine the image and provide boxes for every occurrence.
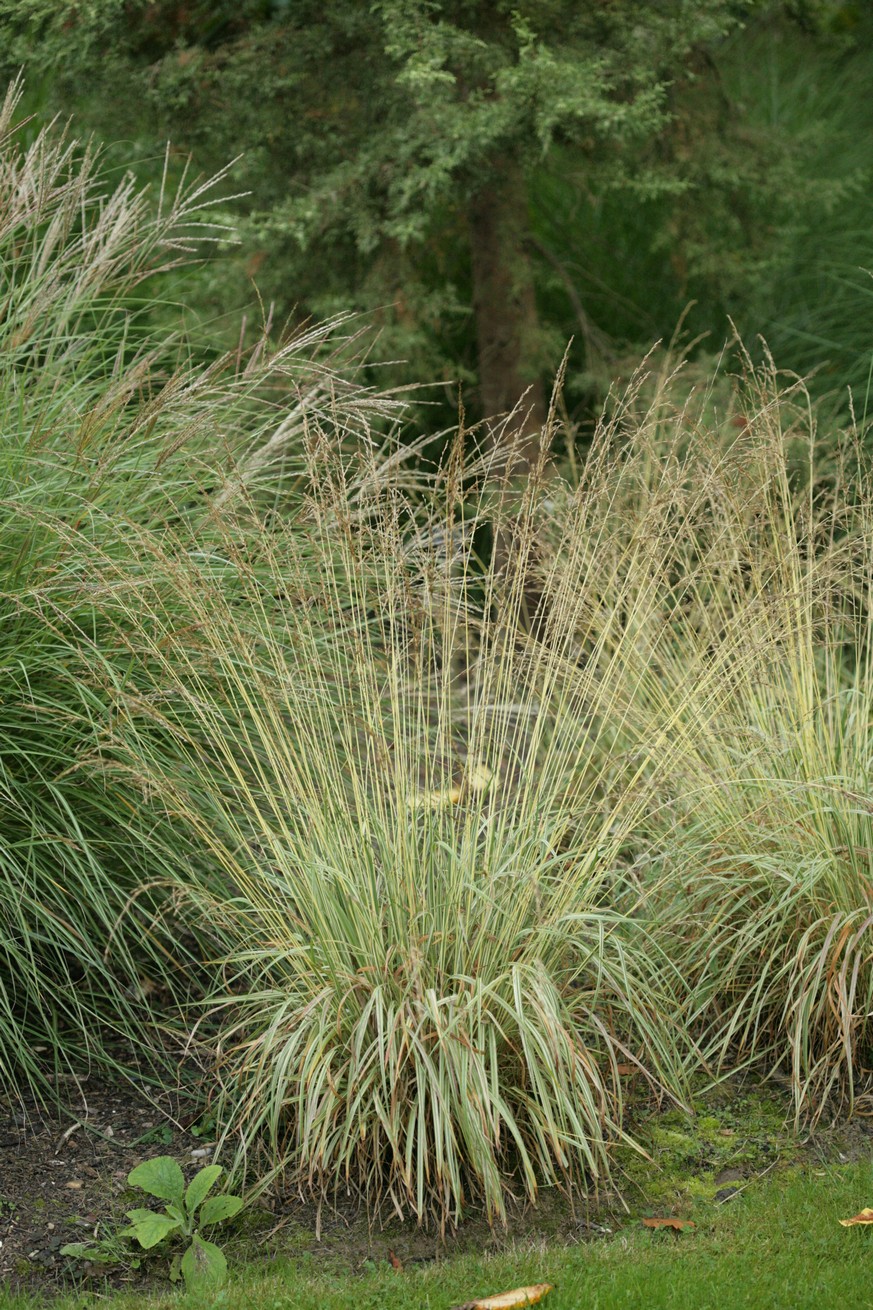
[3,0,807,452]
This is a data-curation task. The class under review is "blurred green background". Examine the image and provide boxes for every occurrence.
[2,0,872,440]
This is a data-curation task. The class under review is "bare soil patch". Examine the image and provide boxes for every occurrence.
[0,1080,216,1293]
[4,1070,868,1300]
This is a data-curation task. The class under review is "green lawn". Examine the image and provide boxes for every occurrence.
[6,1161,873,1310]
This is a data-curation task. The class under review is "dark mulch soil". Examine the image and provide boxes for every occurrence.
[0,1079,223,1294]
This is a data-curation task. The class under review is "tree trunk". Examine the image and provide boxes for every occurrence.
[469,160,546,469]
[469,160,550,635]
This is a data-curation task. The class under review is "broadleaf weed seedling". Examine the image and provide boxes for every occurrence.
[61,1156,243,1292]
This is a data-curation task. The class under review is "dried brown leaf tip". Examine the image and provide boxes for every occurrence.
[451,1284,554,1310]
[642,1217,697,1232]
[840,1208,873,1227]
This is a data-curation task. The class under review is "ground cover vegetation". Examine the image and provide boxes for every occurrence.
[7,1154,873,1308]
[1,3,873,1302]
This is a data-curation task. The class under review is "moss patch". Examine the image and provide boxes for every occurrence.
[616,1079,795,1211]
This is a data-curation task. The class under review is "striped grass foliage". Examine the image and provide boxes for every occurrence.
[13,54,873,1218]
[0,77,404,1097]
[659,423,873,1124]
[107,421,695,1230]
[542,351,873,1123]
[0,75,229,1093]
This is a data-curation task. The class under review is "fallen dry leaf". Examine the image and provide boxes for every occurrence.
[451,1284,553,1310]
[387,1249,403,1271]
[839,1208,873,1227]
[642,1217,696,1231]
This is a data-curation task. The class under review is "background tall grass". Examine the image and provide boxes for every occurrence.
[0,75,222,1092]
[0,79,402,1098]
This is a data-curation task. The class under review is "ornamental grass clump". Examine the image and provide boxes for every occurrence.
[110,421,695,1230]
[652,408,873,1124]
[0,78,403,1095]
[0,76,232,1091]
[542,352,873,1124]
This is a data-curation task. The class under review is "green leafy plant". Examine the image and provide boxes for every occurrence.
[62,1157,243,1291]
[134,1124,175,1147]
[121,1156,243,1292]
[190,1112,218,1140]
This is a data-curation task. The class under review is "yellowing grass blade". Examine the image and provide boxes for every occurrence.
[452,1284,553,1310]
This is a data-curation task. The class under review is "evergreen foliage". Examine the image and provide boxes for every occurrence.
[5,0,860,436]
